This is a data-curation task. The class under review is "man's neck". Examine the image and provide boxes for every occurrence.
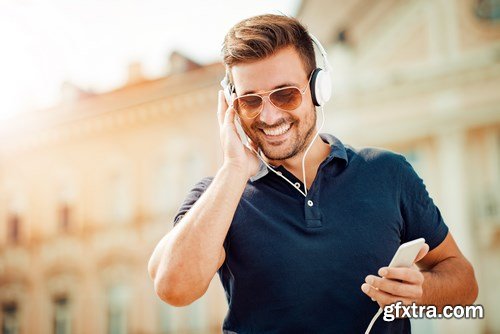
[266,134,331,187]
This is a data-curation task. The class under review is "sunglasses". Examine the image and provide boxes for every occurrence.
[231,75,312,119]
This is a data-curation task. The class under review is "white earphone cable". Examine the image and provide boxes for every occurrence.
[301,104,325,196]
[248,104,325,198]
[365,307,383,334]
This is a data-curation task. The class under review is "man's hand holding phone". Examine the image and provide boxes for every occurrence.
[361,241,430,308]
[217,90,260,180]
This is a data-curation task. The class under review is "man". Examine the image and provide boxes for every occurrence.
[148,14,478,333]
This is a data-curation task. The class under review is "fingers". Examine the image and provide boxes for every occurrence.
[378,267,424,285]
[362,266,425,307]
[365,275,423,300]
[414,243,430,263]
[217,90,238,132]
[362,244,428,307]
[224,97,236,128]
[361,283,411,308]
[217,90,227,128]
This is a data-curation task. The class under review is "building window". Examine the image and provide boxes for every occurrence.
[2,302,19,334]
[53,296,71,334]
[107,285,129,334]
[59,203,71,233]
[7,214,20,244]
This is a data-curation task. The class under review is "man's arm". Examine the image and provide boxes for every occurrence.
[362,232,478,310]
[148,164,247,307]
[417,232,478,308]
[148,91,260,307]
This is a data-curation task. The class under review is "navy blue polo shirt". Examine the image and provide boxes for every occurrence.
[173,134,448,334]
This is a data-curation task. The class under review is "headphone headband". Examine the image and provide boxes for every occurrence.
[308,33,332,73]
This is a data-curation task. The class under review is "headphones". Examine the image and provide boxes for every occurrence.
[221,32,332,107]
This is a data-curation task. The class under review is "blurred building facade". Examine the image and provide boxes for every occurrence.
[0,56,228,333]
[299,0,500,333]
[0,0,499,333]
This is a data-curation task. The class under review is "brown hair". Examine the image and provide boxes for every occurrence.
[222,14,316,80]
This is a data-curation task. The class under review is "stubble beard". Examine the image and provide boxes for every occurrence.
[247,108,317,161]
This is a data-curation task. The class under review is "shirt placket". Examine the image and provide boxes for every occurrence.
[288,172,323,228]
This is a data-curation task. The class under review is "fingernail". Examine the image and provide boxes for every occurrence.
[361,284,369,293]
[365,276,374,285]
[379,268,388,276]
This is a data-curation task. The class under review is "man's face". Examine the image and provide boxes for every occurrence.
[230,46,316,161]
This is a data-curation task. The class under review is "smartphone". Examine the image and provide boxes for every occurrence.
[364,238,426,334]
[387,238,426,269]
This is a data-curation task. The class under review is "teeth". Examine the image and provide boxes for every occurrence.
[263,123,291,136]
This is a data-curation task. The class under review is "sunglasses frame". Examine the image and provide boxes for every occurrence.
[231,74,313,119]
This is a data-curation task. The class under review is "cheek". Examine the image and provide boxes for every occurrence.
[303,107,316,124]
[293,108,312,126]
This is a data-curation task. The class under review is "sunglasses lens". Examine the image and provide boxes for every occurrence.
[233,95,263,118]
[270,87,302,111]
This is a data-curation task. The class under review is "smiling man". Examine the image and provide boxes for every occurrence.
[148,14,478,333]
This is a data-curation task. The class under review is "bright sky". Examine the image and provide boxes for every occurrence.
[0,0,301,122]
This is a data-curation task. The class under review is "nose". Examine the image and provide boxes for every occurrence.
[258,96,284,125]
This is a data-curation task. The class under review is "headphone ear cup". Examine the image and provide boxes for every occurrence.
[309,68,332,106]
[309,68,322,106]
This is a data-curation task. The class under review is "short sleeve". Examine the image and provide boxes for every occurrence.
[398,156,449,250]
[173,177,214,226]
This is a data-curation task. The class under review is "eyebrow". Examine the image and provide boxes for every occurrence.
[240,82,299,96]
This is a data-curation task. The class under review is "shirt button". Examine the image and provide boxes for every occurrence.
[307,200,314,207]
[294,182,301,188]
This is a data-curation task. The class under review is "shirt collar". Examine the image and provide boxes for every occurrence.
[249,133,349,182]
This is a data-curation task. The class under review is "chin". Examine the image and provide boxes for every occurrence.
[261,145,298,161]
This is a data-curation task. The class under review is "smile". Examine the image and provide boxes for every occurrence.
[261,123,292,136]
